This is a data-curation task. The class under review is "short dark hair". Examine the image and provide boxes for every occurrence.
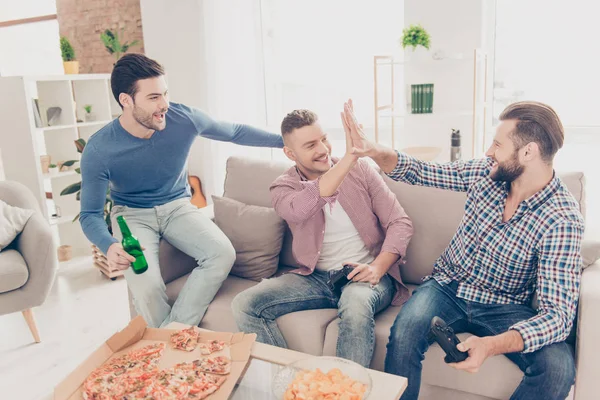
[281,109,318,137]
[499,101,564,162]
[110,53,165,108]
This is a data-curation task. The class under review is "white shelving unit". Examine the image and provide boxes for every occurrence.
[0,74,121,261]
[373,49,489,160]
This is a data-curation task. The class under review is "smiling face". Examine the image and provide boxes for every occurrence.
[121,76,169,131]
[283,121,332,180]
[485,119,525,183]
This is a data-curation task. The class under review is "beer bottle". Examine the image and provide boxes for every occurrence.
[116,216,148,274]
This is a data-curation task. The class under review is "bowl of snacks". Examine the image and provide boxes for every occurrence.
[272,356,372,399]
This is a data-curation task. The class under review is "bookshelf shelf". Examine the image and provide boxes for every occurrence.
[373,49,489,158]
[0,74,119,260]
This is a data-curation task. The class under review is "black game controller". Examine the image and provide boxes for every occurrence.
[430,316,469,363]
[327,264,355,295]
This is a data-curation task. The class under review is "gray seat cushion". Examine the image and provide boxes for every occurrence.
[0,249,29,293]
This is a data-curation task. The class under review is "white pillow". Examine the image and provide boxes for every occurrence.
[0,200,34,251]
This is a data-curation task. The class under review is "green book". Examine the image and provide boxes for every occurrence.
[427,84,433,113]
[411,85,416,114]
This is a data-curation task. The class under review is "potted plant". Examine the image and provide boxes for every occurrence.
[100,29,139,62]
[60,36,79,74]
[400,24,431,61]
[48,163,59,174]
[84,105,96,122]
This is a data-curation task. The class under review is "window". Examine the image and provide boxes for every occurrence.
[260,0,404,159]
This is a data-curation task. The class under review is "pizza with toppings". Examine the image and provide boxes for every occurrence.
[148,361,227,399]
[193,356,231,375]
[82,342,232,399]
[82,343,165,400]
[197,340,226,355]
[170,327,200,352]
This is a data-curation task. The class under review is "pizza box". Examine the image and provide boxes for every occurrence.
[54,316,257,400]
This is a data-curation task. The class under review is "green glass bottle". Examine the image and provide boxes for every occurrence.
[116,216,148,274]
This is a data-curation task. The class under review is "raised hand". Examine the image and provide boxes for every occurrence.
[341,99,376,158]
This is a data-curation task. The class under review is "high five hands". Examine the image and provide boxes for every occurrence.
[340,99,376,158]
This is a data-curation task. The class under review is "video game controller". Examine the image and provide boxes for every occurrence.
[326,264,355,294]
[430,316,469,363]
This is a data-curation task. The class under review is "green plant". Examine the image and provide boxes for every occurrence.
[84,105,93,113]
[100,29,139,61]
[60,37,76,62]
[60,139,114,233]
[401,24,431,51]
[49,163,57,168]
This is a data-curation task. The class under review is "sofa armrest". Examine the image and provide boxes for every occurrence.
[0,181,41,213]
[574,261,600,400]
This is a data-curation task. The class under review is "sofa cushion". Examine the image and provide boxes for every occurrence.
[223,156,301,269]
[581,240,600,269]
[0,200,34,251]
[212,195,286,281]
[558,172,585,218]
[381,171,586,285]
[382,175,466,284]
[0,249,29,293]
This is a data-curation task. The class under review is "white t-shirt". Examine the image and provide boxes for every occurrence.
[316,202,375,272]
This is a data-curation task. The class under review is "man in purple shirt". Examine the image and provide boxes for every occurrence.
[232,109,413,367]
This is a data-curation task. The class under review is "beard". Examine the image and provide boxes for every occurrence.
[132,104,167,131]
[490,151,524,183]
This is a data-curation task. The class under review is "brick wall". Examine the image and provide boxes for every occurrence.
[56,0,145,73]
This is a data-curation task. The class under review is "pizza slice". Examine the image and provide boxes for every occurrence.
[170,326,200,352]
[82,343,165,400]
[197,339,226,355]
[138,361,227,400]
[193,356,231,375]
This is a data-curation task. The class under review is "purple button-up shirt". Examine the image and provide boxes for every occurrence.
[270,159,414,305]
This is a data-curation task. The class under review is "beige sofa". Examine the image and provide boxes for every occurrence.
[129,156,598,400]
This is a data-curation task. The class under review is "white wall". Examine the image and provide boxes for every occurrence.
[0,147,5,181]
[140,0,213,196]
[401,0,491,161]
[140,0,272,200]
[0,0,63,76]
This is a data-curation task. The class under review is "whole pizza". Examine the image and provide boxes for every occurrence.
[82,342,231,400]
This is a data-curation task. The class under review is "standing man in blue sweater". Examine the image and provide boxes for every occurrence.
[79,54,284,328]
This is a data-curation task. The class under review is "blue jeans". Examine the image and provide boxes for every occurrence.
[232,270,396,367]
[384,279,575,400]
[111,198,235,328]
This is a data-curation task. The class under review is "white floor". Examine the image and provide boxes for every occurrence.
[0,257,130,400]
[0,257,495,400]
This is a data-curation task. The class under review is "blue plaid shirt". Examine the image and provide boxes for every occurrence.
[387,152,584,353]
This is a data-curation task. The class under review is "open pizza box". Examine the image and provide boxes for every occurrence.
[54,316,257,400]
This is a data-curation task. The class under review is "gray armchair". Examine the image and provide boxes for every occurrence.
[0,180,58,343]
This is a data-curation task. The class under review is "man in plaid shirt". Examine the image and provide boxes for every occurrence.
[342,100,584,400]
